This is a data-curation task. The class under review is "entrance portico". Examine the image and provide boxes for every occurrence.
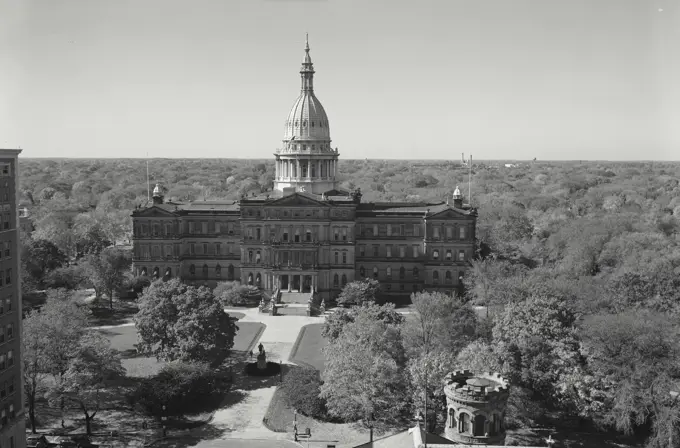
[274,272,318,293]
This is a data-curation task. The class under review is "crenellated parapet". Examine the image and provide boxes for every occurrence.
[443,370,510,445]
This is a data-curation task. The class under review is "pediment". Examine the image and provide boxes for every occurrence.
[428,207,469,220]
[134,206,178,217]
[268,193,329,207]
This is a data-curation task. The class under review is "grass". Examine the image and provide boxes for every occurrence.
[288,323,326,373]
[264,386,393,448]
[96,321,265,378]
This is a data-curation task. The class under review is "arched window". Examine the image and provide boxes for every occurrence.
[248,273,253,285]
[399,266,405,279]
[153,267,160,279]
[373,267,379,279]
[386,267,392,279]
[359,266,365,277]
[448,409,456,429]
[140,267,148,276]
[215,264,221,277]
[256,251,261,263]
[165,267,172,278]
[256,273,262,287]
[433,250,439,260]
[459,412,470,433]
[202,264,209,277]
[189,264,196,275]
[473,415,486,437]
[341,274,347,286]
[333,274,339,287]
[433,271,439,284]
[227,264,234,281]
[445,270,452,283]
[413,267,419,278]
[446,250,452,260]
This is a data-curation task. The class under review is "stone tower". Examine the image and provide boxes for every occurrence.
[443,370,510,445]
[274,35,339,195]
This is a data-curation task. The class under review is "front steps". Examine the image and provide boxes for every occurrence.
[279,291,312,304]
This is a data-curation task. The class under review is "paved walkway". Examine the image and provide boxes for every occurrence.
[194,307,325,444]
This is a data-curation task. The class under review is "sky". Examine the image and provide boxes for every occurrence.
[0,0,678,160]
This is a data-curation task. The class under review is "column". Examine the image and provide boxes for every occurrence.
[297,159,301,180]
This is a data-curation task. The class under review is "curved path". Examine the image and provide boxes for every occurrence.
[193,307,325,445]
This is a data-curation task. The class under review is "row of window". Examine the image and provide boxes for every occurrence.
[0,242,10,259]
[0,377,15,401]
[0,214,10,231]
[0,403,17,428]
[245,226,352,242]
[0,270,12,288]
[188,264,235,279]
[0,323,13,344]
[136,221,238,237]
[0,164,11,178]
[358,245,467,261]
[0,350,14,370]
[286,119,329,129]
[0,296,13,315]
[359,223,418,238]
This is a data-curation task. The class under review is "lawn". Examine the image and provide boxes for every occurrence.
[97,321,265,377]
[288,323,326,373]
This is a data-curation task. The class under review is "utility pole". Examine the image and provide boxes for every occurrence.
[424,369,428,448]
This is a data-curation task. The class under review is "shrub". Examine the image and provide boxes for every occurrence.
[128,362,230,417]
[214,281,261,307]
[280,367,327,419]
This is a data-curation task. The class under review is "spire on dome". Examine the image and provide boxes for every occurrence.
[300,33,314,92]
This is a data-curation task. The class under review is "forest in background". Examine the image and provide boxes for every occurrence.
[18,157,680,445]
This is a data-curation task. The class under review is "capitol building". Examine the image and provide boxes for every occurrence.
[131,37,477,301]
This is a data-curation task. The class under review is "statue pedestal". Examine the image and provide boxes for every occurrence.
[257,353,267,370]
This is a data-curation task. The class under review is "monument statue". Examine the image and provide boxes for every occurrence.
[257,343,267,370]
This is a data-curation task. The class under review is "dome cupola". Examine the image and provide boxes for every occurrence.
[274,35,340,195]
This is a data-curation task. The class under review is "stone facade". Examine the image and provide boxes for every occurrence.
[443,370,510,445]
[131,37,477,300]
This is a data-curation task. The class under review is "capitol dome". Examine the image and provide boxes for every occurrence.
[282,34,332,144]
[274,35,340,195]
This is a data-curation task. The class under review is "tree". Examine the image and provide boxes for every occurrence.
[23,310,51,433]
[25,291,89,428]
[135,279,237,366]
[336,278,381,306]
[21,238,67,287]
[455,340,503,374]
[321,302,404,342]
[213,281,260,307]
[403,291,477,358]
[82,247,132,308]
[492,295,582,406]
[59,333,125,435]
[407,351,457,433]
[579,310,680,447]
[320,313,407,425]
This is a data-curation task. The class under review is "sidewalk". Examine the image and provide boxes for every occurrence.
[193,308,324,443]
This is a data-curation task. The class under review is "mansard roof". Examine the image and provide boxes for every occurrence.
[356,202,475,218]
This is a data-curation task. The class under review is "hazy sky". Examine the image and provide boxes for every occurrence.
[1,0,678,160]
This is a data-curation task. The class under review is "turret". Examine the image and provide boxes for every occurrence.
[452,186,463,208]
[152,183,164,205]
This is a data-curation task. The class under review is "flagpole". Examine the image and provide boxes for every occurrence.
[146,152,150,202]
[468,154,472,205]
